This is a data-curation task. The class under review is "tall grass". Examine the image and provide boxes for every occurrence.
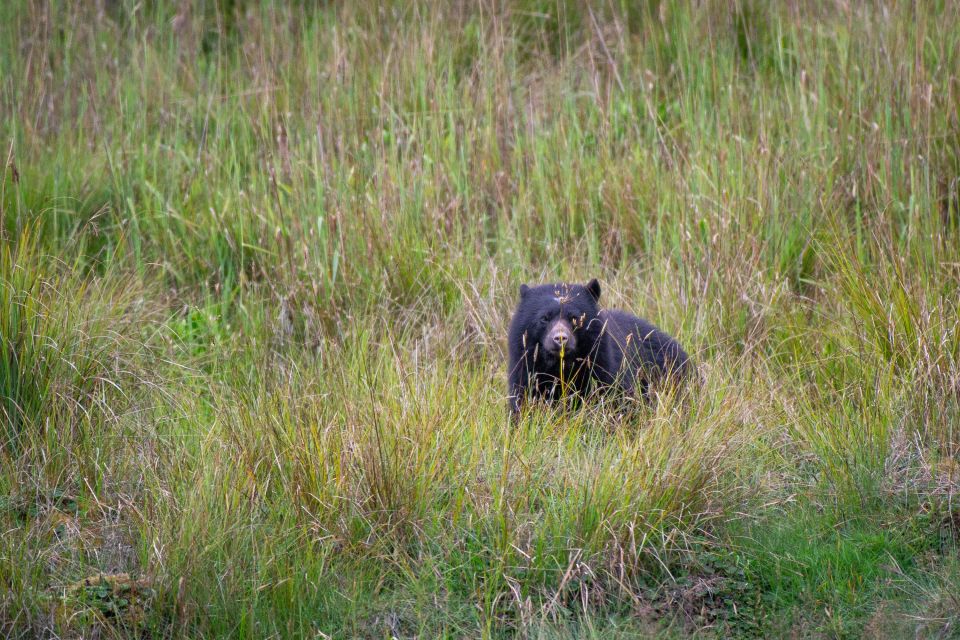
[2,1,960,637]
[0,229,143,450]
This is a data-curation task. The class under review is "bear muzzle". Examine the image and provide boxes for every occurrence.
[542,318,576,356]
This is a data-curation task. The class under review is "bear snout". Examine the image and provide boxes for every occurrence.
[543,318,576,354]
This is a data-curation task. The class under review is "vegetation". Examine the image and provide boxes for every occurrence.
[2,1,959,637]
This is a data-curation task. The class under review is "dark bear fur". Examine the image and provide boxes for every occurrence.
[507,279,690,415]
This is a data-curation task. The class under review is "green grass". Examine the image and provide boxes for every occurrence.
[2,1,960,637]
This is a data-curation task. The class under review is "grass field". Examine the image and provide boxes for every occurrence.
[2,1,960,637]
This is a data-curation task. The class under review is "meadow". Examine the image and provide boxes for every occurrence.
[2,1,960,637]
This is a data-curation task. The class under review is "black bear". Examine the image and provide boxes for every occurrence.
[507,279,690,415]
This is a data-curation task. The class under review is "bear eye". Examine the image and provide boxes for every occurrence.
[541,313,552,323]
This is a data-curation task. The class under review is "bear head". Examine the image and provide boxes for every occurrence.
[512,279,604,366]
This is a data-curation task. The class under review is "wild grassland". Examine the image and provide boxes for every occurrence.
[2,1,960,638]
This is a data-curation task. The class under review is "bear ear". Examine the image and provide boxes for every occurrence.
[585,279,601,301]
[519,284,530,299]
